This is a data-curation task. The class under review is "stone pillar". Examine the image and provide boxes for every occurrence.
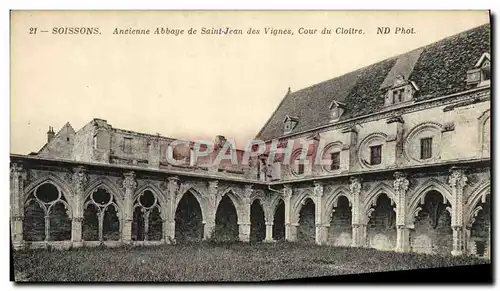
[238,184,252,242]
[71,217,83,246]
[448,167,468,256]
[394,171,410,253]
[264,222,274,242]
[313,181,327,245]
[203,180,218,240]
[122,171,137,243]
[282,184,294,241]
[70,166,87,247]
[349,177,365,247]
[165,176,179,243]
[10,163,26,249]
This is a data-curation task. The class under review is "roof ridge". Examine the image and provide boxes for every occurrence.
[256,22,490,141]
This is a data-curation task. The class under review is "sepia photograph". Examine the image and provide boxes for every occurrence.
[9,10,491,283]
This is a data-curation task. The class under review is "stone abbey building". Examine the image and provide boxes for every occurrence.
[10,24,491,258]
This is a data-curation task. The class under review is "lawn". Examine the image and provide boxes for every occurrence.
[12,242,489,282]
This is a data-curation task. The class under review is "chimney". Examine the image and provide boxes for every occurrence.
[47,126,55,143]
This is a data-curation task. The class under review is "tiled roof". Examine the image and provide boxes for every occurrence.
[256,23,490,141]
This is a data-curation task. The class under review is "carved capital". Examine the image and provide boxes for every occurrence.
[11,215,24,221]
[10,163,26,180]
[167,176,180,194]
[349,176,361,196]
[448,167,468,189]
[282,184,293,199]
[243,184,253,200]
[123,171,137,190]
[313,181,323,197]
[393,171,409,192]
[71,166,88,193]
[208,180,219,195]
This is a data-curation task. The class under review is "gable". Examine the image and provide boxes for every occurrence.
[37,122,76,159]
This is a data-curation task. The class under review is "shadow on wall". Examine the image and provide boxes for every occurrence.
[297,198,315,243]
[250,200,265,242]
[213,196,239,242]
[367,194,396,251]
[328,196,352,247]
[175,191,204,242]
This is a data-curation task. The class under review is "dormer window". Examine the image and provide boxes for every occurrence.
[467,53,491,87]
[384,74,418,106]
[283,115,299,135]
[329,100,345,122]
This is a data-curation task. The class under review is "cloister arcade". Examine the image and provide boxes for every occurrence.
[10,161,490,259]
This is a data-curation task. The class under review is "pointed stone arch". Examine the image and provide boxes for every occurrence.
[267,194,284,222]
[24,173,74,205]
[478,109,491,157]
[407,178,453,225]
[84,177,125,212]
[465,180,490,227]
[175,186,206,221]
[291,189,314,223]
[323,185,352,222]
[132,184,166,241]
[362,183,396,221]
[23,177,74,242]
[133,183,167,215]
[217,187,243,221]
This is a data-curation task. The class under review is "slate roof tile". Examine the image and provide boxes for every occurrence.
[256,23,490,141]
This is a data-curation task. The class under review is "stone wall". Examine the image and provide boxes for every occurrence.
[327,197,352,246]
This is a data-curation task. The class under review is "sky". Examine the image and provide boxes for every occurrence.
[10,10,489,154]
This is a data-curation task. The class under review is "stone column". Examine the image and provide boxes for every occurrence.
[238,185,252,242]
[394,171,410,253]
[203,180,218,240]
[313,181,327,245]
[349,177,365,247]
[10,163,26,249]
[70,166,88,247]
[263,192,275,243]
[165,176,179,243]
[264,222,274,242]
[448,167,468,256]
[283,184,295,241]
[122,171,137,244]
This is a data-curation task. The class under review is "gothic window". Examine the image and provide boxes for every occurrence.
[392,88,404,103]
[298,163,305,175]
[404,123,442,163]
[329,100,345,122]
[23,182,72,242]
[467,53,491,87]
[358,133,387,169]
[482,61,491,81]
[384,74,418,106]
[370,145,382,165]
[83,187,120,241]
[330,152,340,171]
[132,190,163,241]
[283,115,299,135]
[290,150,306,177]
[420,137,433,160]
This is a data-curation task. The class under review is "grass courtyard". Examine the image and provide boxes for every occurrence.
[13,242,489,282]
